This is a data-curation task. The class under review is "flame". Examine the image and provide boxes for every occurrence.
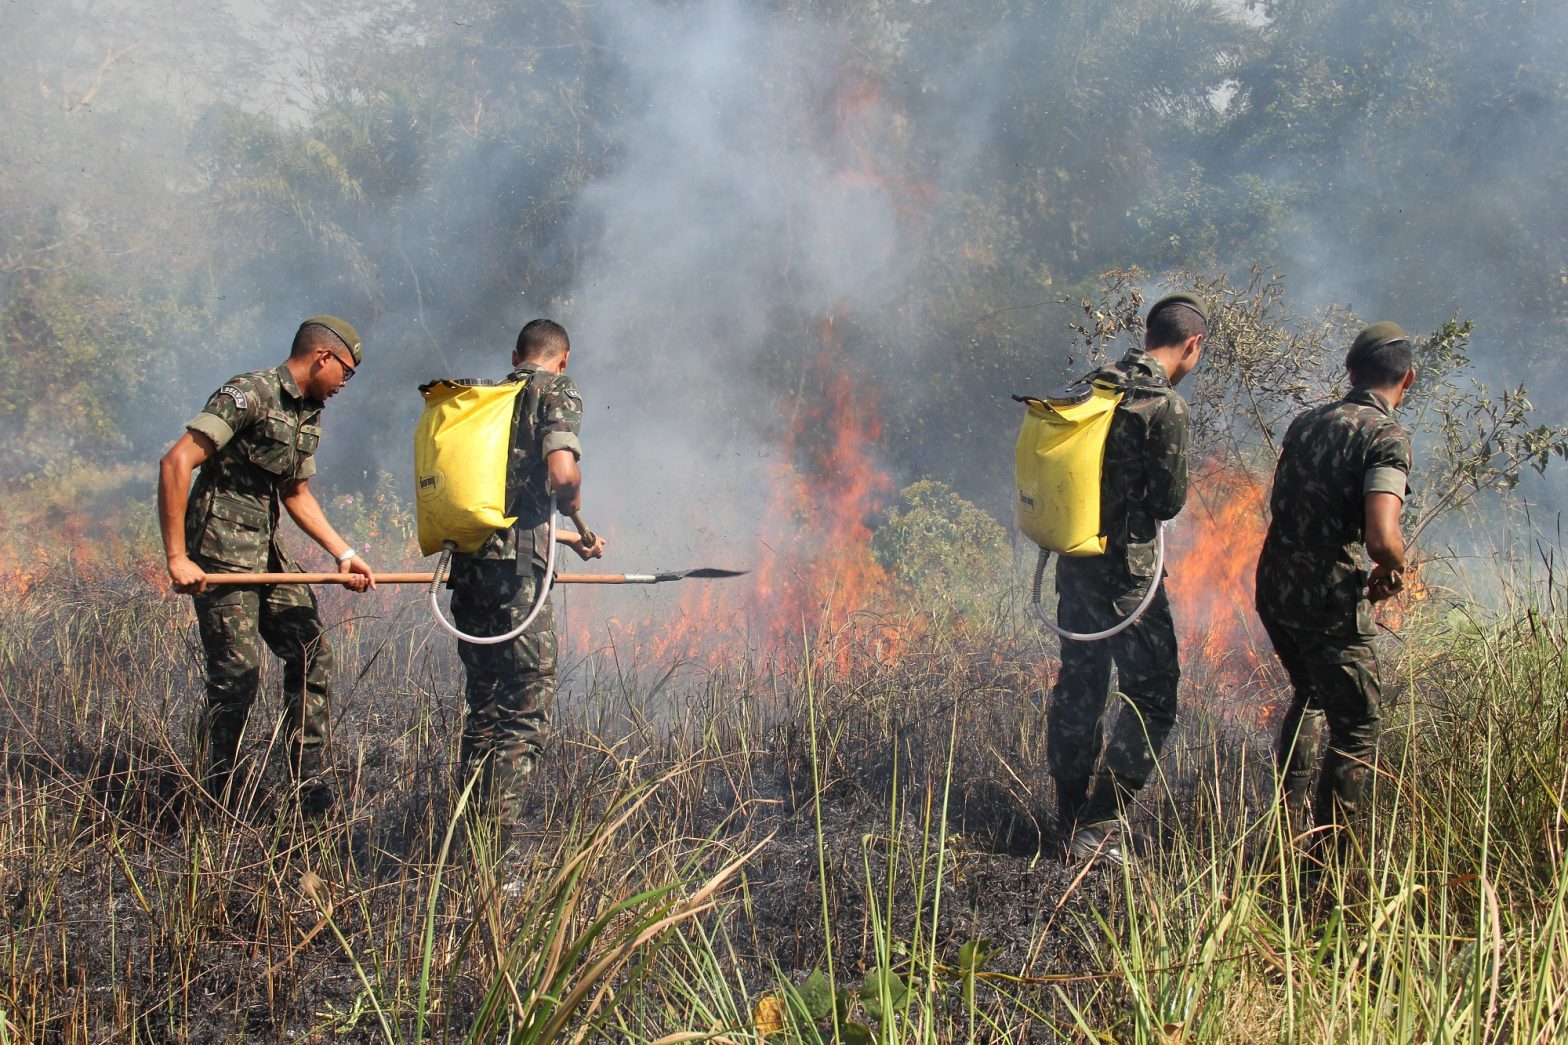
[1164,466,1274,725]
[0,476,164,600]
[748,354,902,673]
[1165,468,1269,665]
[563,337,904,679]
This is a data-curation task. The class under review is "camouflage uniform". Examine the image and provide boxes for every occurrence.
[184,365,333,790]
[1047,347,1189,826]
[450,362,582,822]
[1256,388,1411,829]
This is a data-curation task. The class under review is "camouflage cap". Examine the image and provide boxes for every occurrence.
[300,315,362,365]
[1147,291,1209,330]
[1347,321,1408,369]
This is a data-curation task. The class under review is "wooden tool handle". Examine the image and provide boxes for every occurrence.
[199,571,633,586]
[570,514,598,548]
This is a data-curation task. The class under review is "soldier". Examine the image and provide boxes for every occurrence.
[1048,292,1206,864]
[158,316,376,815]
[1256,322,1414,850]
[450,319,605,830]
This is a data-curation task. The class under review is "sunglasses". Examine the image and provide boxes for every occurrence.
[325,348,356,383]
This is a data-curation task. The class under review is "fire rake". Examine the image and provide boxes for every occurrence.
[197,525,749,587]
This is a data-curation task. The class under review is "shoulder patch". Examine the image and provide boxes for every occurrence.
[563,387,581,402]
[218,384,249,410]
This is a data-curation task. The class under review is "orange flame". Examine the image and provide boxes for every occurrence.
[563,344,904,678]
[0,491,164,600]
[1164,466,1275,725]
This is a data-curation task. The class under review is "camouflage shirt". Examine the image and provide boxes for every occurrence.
[464,362,583,568]
[183,364,323,573]
[1070,347,1190,582]
[1255,388,1412,637]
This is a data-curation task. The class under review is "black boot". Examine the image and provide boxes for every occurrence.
[289,744,337,819]
[1053,776,1088,844]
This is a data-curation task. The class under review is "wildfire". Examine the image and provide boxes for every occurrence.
[563,342,905,679]
[0,480,166,601]
[1164,467,1275,724]
[1163,464,1429,728]
[1165,468,1269,664]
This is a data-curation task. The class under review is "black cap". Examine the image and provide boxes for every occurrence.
[1147,292,1209,329]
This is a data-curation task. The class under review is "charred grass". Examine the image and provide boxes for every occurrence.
[1,563,1567,1042]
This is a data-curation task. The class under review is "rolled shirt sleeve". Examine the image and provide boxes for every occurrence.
[541,430,582,459]
[186,411,236,450]
[1362,421,1413,502]
[186,378,260,452]
[537,376,584,459]
[1363,465,1408,500]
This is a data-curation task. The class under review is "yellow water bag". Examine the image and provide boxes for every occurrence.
[1014,383,1123,557]
[413,379,526,556]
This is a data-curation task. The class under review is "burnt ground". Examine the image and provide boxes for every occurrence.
[0,577,1281,1042]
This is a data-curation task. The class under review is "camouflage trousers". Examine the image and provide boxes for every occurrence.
[450,558,556,824]
[1260,616,1382,832]
[1046,564,1180,826]
[192,573,333,792]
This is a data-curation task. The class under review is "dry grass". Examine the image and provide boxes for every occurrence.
[2,554,1566,1042]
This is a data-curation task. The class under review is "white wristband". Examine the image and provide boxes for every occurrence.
[336,548,357,564]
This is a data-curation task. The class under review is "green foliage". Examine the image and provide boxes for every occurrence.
[872,480,1012,626]
[769,939,995,1043]
[1400,319,1568,544]
[0,246,217,484]
[327,470,420,567]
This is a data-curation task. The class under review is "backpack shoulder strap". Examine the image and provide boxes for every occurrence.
[508,371,555,450]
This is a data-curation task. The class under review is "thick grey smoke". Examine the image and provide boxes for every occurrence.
[563,0,906,581]
[7,0,1568,587]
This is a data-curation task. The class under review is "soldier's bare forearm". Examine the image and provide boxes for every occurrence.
[158,432,216,561]
[279,482,373,591]
[1363,492,1405,571]
[281,481,351,559]
[546,448,582,514]
[157,464,191,560]
[157,449,209,592]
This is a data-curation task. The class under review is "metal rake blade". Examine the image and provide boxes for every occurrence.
[649,567,752,583]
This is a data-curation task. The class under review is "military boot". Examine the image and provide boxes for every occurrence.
[1070,771,1141,865]
[289,743,337,819]
[1079,770,1136,825]
[1068,820,1125,866]
[1279,784,1313,845]
[1052,775,1089,846]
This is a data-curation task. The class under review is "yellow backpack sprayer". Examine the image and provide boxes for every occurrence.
[1014,377,1166,641]
[411,376,561,645]
[413,379,528,557]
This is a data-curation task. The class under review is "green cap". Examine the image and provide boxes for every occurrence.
[1346,321,1408,370]
[1147,291,1209,329]
[300,315,362,365]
